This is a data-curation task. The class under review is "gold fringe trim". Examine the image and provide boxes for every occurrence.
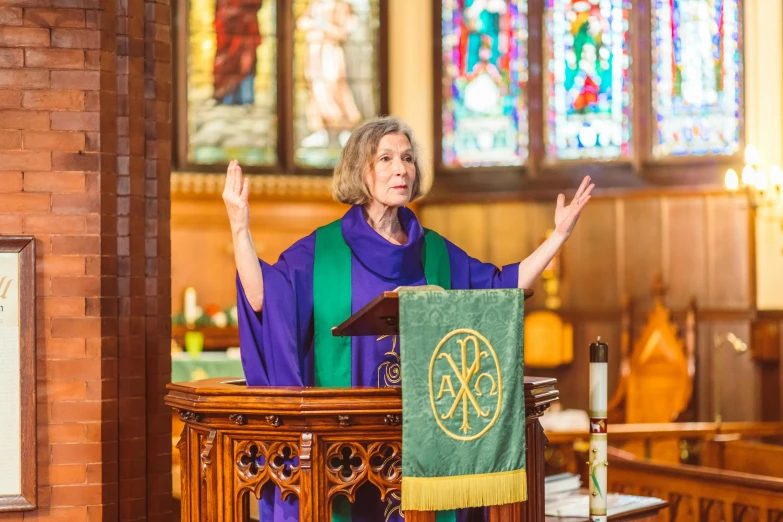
[401,468,527,511]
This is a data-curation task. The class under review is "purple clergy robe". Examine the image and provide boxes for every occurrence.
[237,205,519,522]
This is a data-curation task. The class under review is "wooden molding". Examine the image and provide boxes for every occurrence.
[171,172,333,200]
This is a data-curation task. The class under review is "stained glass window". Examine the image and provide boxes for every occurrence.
[187,0,277,166]
[441,0,528,167]
[545,0,631,160]
[293,0,382,168]
[652,0,741,157]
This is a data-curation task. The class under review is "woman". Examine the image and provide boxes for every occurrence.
[223,116,593,521]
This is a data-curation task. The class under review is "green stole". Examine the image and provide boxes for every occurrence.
[313,218,456,522]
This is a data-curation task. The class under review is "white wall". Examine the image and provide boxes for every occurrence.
[388,0,434,187]
[745,0,783,310]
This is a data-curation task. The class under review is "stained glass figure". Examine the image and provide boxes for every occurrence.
[441,0,529,167]
[187,0,277,166]
[294,0,382,168]
[545,0,631,160]
[652,0,741,157]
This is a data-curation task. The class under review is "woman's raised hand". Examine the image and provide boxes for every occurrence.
[554,175,595,239]
[222,160,251,235]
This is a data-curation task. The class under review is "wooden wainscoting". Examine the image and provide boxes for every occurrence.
[171,173,347,316]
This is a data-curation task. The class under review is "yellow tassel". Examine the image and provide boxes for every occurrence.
[401,468,527,511]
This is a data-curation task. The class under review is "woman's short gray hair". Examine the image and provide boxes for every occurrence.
[331,116,430,205]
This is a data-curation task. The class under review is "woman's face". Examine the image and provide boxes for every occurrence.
[365,132,416,208]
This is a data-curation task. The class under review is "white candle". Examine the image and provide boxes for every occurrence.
[183,286,199,327]
[589,337,608,522]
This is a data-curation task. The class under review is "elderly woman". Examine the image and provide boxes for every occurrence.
[223,116,593,522]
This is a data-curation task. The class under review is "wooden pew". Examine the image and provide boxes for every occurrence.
[701,438,783,479]
[544,421,783,474]
[606,447,783,522]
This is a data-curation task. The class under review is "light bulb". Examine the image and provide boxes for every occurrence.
[756,170,769,191]
[741,165,756,187]
[770,165,783,188]
[724,169,739,191]
[745,144,759,166]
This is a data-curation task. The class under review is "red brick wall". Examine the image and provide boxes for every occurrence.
[0,0,171,520]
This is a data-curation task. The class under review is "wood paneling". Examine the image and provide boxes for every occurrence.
[623,198,663,311]
[440,203,489,260]
[171,195,347,313]
[418,192,760,421]
[710,322,757,422]
[665,197,708,309]
[706,196,750,309]
[561,199,619,310]
[486,202,531,267]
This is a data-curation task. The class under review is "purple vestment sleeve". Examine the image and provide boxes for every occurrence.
[444,239,519,290]
[236,233,317,387]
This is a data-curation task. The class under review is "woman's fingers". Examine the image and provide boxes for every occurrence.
[573,175,591,200]
[577,183,595,205]
[234,162,243,196]
[241,177,250,201]
[224,160,235,194]
[575,195,592,212]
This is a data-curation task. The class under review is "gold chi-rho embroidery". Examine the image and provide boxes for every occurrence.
[428,328,502,441]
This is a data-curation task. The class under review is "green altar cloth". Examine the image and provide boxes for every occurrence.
[170,351,245,383]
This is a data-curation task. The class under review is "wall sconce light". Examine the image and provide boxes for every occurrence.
[725,145,783,217]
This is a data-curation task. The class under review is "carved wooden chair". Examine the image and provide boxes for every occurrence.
[608,282,696,425]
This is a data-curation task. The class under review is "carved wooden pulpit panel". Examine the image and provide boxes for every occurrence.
[165,376,558,522]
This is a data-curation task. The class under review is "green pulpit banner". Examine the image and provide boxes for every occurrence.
[399,288,527,512]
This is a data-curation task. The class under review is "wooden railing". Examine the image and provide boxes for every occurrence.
[545,422,783,469]
[165,376,559,522]
[607,448,783,522]
[545,422,783,444]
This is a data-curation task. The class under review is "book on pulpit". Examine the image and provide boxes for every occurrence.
[545,473,582,499]
[545,492,666,517]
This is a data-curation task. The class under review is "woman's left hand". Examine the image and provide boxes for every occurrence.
[554,175,595,239]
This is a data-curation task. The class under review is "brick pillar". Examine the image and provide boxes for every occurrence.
[0,0,171,520]
[117,0,150,520]
[143,0,173,520]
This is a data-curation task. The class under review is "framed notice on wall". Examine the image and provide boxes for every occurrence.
[0,237,36,511]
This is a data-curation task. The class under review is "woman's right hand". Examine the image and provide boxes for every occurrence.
[224,160,264,311]
[223,160,251,235]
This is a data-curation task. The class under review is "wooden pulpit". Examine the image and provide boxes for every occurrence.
[165,288,554,521]
[165,377,557,522]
